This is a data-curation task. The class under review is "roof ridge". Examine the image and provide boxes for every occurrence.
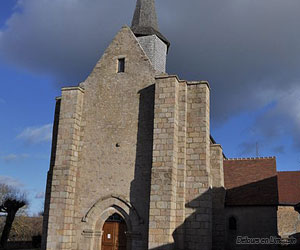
[224,156,276,161]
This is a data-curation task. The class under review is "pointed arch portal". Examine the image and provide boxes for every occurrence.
[81,195,143,250]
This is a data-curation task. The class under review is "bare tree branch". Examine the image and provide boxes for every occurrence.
[0,183,28,248]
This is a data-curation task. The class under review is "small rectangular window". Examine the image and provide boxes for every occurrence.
[118,58,125,73]
[229,216,237,231]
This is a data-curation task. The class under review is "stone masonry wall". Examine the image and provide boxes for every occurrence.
[44,87,84,250]
[148,76,180,249]
[210,145,224,188]
[173,81,187,250]
[149,78,215,250]
[73,26,157,250]
[210,144,225,250]
[42,98,61,250]
[184,82,212,250]
[44,26,159,250]
[44,25,219,250]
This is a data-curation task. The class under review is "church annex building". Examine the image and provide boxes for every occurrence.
[42,1,300,250]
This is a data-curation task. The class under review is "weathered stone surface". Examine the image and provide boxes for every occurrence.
[43,86,84,250]
[43,41,218,250]
[43,26,157,250]
[211,145,226,250]
[277,206,300,238]
[148,76,179,248]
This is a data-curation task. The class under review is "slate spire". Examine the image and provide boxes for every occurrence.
[132,0,159,31]
[131,0,170,48]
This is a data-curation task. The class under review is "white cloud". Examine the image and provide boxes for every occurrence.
[1,0,300,150]
[0,175,24,188]
[0,153,29,163]
[17,124,52,144]
[35,191,45,199]
[253,84,300,148]
[0,0,133,83]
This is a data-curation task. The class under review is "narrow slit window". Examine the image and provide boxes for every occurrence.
[229,216,237,231]
[118,58,125,73]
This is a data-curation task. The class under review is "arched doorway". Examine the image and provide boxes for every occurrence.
[101,213,127,250]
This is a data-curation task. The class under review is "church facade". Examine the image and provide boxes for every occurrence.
[42,1,300,250]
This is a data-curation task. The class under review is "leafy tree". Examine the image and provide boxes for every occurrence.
[0,183,27,248]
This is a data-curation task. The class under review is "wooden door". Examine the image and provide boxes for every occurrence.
[116,222,126,250]
[101,221,127,250]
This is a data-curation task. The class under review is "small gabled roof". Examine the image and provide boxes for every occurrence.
[278,171,300,205]
[224,158,300,207]
[224,157,278,206]
[224,157,277,189]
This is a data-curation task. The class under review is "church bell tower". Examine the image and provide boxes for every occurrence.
[42,0,221,249]
[131,0,170,73]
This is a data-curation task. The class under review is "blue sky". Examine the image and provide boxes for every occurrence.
[0,58,60,214]
[0,1,60,213]
[0,0,299,214]
[0,1,16,26]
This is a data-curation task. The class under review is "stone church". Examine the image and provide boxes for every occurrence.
[42,1,300,250]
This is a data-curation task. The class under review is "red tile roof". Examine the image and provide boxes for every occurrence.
[224,157,278,206]
[224,157,277,189]
[224,157,300,206]
[278,171,300,205]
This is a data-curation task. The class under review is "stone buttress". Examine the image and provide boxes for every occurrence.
[148,77,217,250]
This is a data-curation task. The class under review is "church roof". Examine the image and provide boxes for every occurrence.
[224,157,278,206]
[278,171,300,205]
[131,0,170,48]
[224,157,277,190]
[224,158,300,206]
